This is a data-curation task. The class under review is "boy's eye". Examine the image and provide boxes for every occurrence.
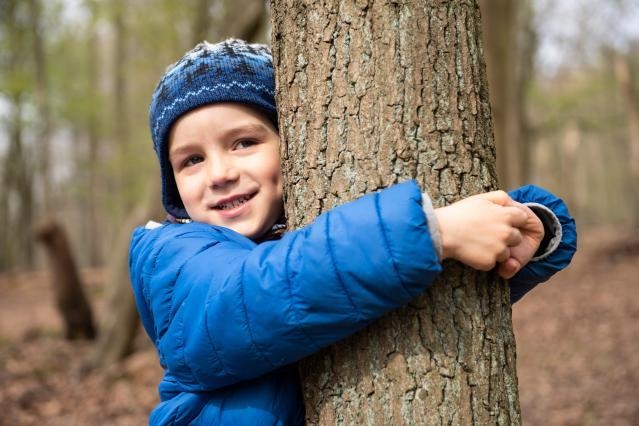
[236,139,257,150]
[184,155,204,167]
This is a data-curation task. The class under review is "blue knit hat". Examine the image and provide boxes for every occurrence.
[149,39,277,220]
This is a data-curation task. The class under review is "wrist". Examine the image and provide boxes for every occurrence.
[524,202,562,261]
[433,206,455,261]
[421,192,444,260]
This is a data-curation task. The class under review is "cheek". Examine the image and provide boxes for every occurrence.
[258,149,283,186]
[174,175,200,203]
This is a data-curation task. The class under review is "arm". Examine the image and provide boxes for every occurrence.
[507,185,577,303]
[129,181,442,392]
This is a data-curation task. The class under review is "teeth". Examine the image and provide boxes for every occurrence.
[217,195,250,210]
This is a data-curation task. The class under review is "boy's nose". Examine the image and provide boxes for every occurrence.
[207,154,239,187]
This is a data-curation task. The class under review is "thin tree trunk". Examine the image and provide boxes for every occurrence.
[272,0,520,424]
[86,1,103,266]
[560,120,580,217]
[28,0,53,212]
[192,0,212,46]
[33,218,97,340]
[613,52,639,226]
[2,95,35,269]
[112,0,129,218]
[222,0,267,43]
[87,180,163,368]
[479,0,533,189]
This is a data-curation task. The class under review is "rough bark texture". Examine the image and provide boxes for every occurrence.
[271,0,520,424]
[33,218,97,340]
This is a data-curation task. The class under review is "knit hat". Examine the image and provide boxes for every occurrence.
[148,39,277,220]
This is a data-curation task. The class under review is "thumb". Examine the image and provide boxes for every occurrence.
[498,257,522,279]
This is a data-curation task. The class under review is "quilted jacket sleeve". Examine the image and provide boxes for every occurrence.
[507,185,577,303]
[129,181,442,392]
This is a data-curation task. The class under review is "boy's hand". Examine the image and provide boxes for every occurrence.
[496,203,544,279]
[434,191,529,272]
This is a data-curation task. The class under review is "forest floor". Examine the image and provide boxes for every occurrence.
[0,226,638,425]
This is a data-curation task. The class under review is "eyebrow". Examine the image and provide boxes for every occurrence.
[222,122,271,140]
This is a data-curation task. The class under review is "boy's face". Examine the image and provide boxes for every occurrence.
[169,103,283,240]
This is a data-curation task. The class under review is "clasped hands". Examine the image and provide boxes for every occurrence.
[434,191,544,279]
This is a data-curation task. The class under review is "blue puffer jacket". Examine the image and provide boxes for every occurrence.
[129,181,576,425]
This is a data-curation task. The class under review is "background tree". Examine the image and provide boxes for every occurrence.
[0,0,37,270]
[272,0,520,423]
[478,0,535,189]
[612,50,639,226]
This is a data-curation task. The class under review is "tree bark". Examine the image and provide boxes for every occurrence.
[271,0,520,424]
[33,218,97,340]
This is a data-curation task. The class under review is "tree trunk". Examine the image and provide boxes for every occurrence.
[560,120,580,218]
[478,0,534,189]
[271,1,520,424]
[33,218,97,340]
[86,1,104,266]
[87,180,164,368]
[112,0,130,219]
[87,64,103,266]
[27,0,53,213]
[192,0,212,46]
[221,0,267,43]
[1,94,35,270]
[613,52,639,226]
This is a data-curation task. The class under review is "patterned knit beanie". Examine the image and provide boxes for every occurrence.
[148,39,277,220]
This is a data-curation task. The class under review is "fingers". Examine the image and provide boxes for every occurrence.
[505,205,529,228]
[506,227,523,247]
[479,191,529,227]
[477,190,511,206]
[498,257,522,279]
[496,247,511,264]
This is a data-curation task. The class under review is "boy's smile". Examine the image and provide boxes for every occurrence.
[169,103,283,240]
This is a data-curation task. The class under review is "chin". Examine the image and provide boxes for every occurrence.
[226,224,261,240]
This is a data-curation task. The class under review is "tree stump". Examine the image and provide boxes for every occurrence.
[33,217,96,340]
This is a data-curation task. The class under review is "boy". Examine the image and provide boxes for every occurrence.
[130,39,576,425]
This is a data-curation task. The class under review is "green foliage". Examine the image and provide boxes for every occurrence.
[529,64,626,136]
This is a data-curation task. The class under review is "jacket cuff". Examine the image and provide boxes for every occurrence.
[421,192,443,260]
[525,202,562,261]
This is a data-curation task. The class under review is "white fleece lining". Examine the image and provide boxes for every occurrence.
[525,202,563,262]
[145,220,162,230]
[421,192,443,260]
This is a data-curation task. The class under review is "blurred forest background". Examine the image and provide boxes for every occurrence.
[1,0,638,424]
